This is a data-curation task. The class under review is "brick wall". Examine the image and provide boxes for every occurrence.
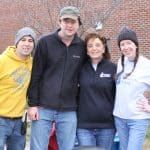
[0,0,149,62]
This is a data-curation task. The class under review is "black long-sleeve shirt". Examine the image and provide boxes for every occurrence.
[77,58,116,128]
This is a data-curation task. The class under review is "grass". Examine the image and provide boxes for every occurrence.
[144,125,150,149]
[26,122,31,142]
[146,125,150,140]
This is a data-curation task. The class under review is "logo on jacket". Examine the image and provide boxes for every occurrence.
[99,72,111,78]
[73,55,80,59]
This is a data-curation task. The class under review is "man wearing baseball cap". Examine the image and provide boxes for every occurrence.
[27,6,85,150]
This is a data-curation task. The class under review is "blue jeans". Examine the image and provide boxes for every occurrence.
[0,117,25,150]
[77,128,115,150]
[30,107,77,150]
[115,117,149,150]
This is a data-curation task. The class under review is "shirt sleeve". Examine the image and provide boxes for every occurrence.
[27,38,47,106]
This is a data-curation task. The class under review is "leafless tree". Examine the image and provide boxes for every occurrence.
[13,0,123,37]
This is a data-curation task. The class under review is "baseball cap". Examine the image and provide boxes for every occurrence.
[60,6,80,20]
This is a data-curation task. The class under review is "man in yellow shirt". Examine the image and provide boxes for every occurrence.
[0,27,36,150]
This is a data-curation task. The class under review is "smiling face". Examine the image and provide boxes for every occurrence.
[59,18,79,38]
[15,36,34,60]
[119,40,137,61]
[87,37,105,64]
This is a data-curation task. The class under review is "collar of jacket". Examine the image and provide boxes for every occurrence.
[54,28,82,44]
[87,57,107,66]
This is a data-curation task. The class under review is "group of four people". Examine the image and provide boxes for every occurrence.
[0,5,150,150]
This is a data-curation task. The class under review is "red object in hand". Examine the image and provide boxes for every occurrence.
[48,123,58,150]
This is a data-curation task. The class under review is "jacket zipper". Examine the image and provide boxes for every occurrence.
[59,45,68,109]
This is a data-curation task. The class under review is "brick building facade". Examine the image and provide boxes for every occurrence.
[0,0,150,62]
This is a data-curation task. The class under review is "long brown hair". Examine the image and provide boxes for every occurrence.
[85,33,111,60]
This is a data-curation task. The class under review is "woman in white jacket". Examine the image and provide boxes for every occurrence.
[113,26,150,150]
